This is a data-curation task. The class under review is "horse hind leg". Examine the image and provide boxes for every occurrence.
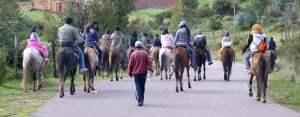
[248,75,254,97]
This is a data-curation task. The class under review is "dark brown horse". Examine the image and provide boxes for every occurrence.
[83,46,98,93]
[265,50,276,71]
[108,47,124,81]
[194,48,206,81]
[56,47,78,98]
[151,47,160,76]
[248,52,269,103]
[220,47,235,81]
[172,46,191,92]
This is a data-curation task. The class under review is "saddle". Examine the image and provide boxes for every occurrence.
[85,45,99,55]
[175,44,186,48]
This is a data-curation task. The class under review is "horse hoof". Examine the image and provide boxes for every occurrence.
[198,79,201,81]
[110,79,113,82]
[70,92,74,95]
[180,88,184,91]
[263,100,266,103]
[176,90,179,92]
[249,93,253,97]
[188,86,191,88]
[256,98,261,101]
[194,79,196,81]
[120,77,123,79]
[60,95,64,98]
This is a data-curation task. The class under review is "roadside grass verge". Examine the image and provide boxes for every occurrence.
[268,71,300,112]
[0,73,107,117]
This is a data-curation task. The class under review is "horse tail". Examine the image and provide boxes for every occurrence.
[258,55,266,94]
[22,50,33,88]
[160,53,166,71]
[57,51,69,80]
[174,53,180,76]
[109,49,116,73]
[225,50,231,75]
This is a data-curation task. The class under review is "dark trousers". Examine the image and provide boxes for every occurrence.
[134,74,147,103]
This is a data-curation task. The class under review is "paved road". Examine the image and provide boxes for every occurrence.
[32,62,300,117]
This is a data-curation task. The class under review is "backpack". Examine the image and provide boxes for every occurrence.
[195,36,206,48]
[258,41,267,53]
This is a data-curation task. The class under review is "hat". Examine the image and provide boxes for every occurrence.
[252,24,262,32]
[178,21,187,27]
[197,29,202,34]
[135,41,142,47]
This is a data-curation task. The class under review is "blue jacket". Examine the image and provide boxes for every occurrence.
[174,28,190,46]
[152,38,162,47]
[268,40,276,50]
[85,28,99,44]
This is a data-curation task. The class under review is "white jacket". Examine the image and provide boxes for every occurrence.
[250,33,266,52]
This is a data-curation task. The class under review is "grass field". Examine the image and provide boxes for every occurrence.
[128,8,169,22]
[0,74,106,117]
[21,9,60,23]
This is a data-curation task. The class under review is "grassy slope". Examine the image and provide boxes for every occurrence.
[128,8,169,22]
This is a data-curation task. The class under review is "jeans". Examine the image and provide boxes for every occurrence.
[74,46,86,69]
[185,44,195,64]
[204,47,212,62]
[134,74,147,103]
[123,52,127,65]
[245,51,254,69]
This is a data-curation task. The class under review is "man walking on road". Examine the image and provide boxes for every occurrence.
[128,41,153,106]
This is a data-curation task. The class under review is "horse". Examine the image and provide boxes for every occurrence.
[265,50,276,71]
[248,52,270,103]
[56,47,78,98]
[108,47,124,81]
[83,46,98,93]
[22,43,49,93]
[193,48,206,81]
[172,46,191,92]
[220,47,235,81]
[98,37,111,77]
[159,47,174,80]
[151,46,160,76]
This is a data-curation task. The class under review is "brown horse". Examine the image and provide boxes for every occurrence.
[108,47,124,81]
[194,48,206,81]
[265,50,276,71]
[248,52,270,103]
[220,47,235,81]
[56,47,78,98]
[99,36,111,77]
[172,46,191,92]
[83,46,98,93]
[151,47,160,76]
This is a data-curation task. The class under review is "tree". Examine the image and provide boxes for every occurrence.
[0,0,22,79]
[249,0,270,25]
[207,18,222,48]
[180,0,199,27]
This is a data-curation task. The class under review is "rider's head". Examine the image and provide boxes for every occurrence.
[135,41,143,48]
[178,21,187,28]
[197,29,202,34]
[162,28,169,35]
[143,32,148,37]
[65,17,73,25]
[252,24,262,33]
[115,26,121,31]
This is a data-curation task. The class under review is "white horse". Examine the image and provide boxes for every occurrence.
[22,44,49,93]
[159,47,174,80]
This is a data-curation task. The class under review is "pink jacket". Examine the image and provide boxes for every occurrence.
[161,34,174,48]
[26,39,48,58]
[128,48,153,75]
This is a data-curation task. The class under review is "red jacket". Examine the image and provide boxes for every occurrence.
[128,48,153,76]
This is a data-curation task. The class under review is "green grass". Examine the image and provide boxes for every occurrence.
[0,73,106,117]
[21,9,60,23]
[268,72,300,112]
[198,0,215,8]
[128,8,169,22]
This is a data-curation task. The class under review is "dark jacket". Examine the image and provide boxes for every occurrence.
[268,40,276,50]
[152,38,162,47]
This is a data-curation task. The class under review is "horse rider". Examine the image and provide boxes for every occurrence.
[141,32,151,52]
[58,17,88,73]
[242,24,267,74]
[101,29,112,49]
[173,21,196,68]
[26,25,49,61]
[110,26,126,65]
[218,30,233,56]
[84,21,103,69]
[161,28,174,50]
[150,34,162,52]
[267,37,277,71]
[193,29,214,65]
[127,31,138,60]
